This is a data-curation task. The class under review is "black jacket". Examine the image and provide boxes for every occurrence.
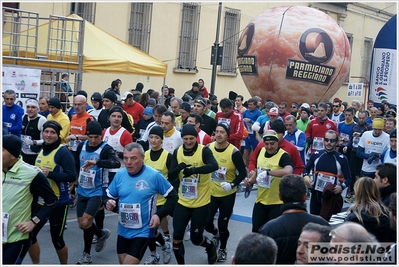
[380,185,396,208]
[259,202,330,264]
[345,207,393,243]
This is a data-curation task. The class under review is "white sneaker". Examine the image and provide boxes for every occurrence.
[144,253,160,265]
[95,229,111,252]
[76,252,92,264]
[162,241,172,264]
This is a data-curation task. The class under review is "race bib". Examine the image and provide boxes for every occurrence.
[119,203,142,229]
[314,172,336,192]
[180,177,198,199]
[352,136,360,148]
[257,167,272,188]
[340,133,350,146]
[139,129,146,137]
[21,135,32,151]
[2,212,9,243]
[211,167,227,182]
[218,118,231,124]
[312,137,324,150]
[78,168,96,189]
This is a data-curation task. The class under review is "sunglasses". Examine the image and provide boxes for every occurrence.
[324,138,337,143]
[333,105,340,108]
[291,106,297,108]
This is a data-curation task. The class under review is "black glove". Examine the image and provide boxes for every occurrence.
[306,137,313,145]
[117,152,124,160]
[177,162,188,171]
[367,152,379,164]
[183,167,196,177]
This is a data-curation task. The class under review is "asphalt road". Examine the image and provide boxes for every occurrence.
[21,188,351,265]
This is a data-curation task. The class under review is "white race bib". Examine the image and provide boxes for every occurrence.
[2,212,9,243]
[119,203,142,229]
[314,173,336,192]
[211,167,227,182]
[180,177,198,199]
[312,137,324,150]
[257,167,272,188]
[78,168,96,189]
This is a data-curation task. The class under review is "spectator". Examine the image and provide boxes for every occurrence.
[383,193,396,264]
[296,222,331,265]
[103,79,122,101]
[198,79,209,98]
[57,73,74,111]
[183,82,204,100]
[231,233,277,264]
[374,163,396,207]
[345,177,392,242]
[259,174,329,264]
[139,92,150,108]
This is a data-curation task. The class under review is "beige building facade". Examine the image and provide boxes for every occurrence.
[5,2,397,106]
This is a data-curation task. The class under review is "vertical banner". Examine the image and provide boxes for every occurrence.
[368,14,396,106]
[2,67,41,112]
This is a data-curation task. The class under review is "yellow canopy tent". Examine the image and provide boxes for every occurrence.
[2,14,167,77]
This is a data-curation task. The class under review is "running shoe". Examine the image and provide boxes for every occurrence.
[206,241,218,264]
[76,252,92,264]
[144,253,160,265]
[162,241,172,264]
[92,235,98,244]
[212,234,220,249]
[217,249,227,262]
[95,229,111,252]
[345,195,355,203]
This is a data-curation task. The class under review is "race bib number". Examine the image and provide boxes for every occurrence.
[21,135,32,151]
[139,129,146,137]
[218,118,231,124]
[2,212,9,243]
[119,203,142,229]
[180,177,198,199]
[211,167,227,182]
[340,133,350,146]
[312,137,324,150]
[257,167,272,188]
[352,136,360,148]
[78,168,96,189]
[314,173,336,192]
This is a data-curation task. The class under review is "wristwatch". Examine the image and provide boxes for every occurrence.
[31,216,40,225]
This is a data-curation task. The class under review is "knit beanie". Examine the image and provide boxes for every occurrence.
[43,120,62,136]
[180,102,191,113]
[109,106,124,117]
[390,128,397,139]
[217,122,230,136]
[181,124,198,138]
[75,90,88,98]
[86,121,103,135]
[372,118,385,129]
[149,125,164,139]
[103,91,117,103]
[91,92,103,103]
[3,134,22,158]
[48,97,62,109]
[270,120,286,134]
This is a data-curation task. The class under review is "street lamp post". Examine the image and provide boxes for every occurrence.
[210,2,222,96]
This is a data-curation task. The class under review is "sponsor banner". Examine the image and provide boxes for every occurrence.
[2,67,41,112]
[369,48,396,105]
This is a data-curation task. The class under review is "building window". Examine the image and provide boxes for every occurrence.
[345,33,353,83]
[221,9,240,74]
[362,37,373,80]
[177,3,200,70]
[128,3,152,53]
[70,3,96,24]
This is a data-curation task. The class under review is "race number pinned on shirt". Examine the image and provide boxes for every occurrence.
[352,136,360,148]
[211,167,227,182]
[181,177,198,199]
[69,139,82,151]
[257,167,272,188]
[313,137,324,150]
[2,212,9,243]
[119,203,142,229]
[314,172,336,192]
[218,118,231,124]
[78,168,96,189]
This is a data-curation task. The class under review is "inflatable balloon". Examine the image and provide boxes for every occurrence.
[238,5,351,105]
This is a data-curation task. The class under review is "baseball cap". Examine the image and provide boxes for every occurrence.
[143,107,153,116]
[121,91,133,101]
[268,107,279,116]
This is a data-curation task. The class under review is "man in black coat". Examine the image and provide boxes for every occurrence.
[258,174,330,264]
[374,163,396,207]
